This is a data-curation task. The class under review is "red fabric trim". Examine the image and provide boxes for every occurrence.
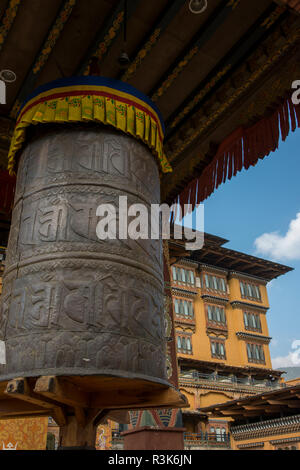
[177,97,300,216]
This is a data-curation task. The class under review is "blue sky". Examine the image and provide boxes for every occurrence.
[183,128,300,370]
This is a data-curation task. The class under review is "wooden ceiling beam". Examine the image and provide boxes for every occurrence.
[150,0,238,103]
[0,0,22,56]
[78,0,141,75]
[121,0,186,82]
[10,0,77,119]
[164,3,286,136]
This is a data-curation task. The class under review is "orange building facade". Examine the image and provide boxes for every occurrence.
[169,233,292,448]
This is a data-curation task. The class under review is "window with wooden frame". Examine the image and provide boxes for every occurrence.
[203,273,227,294]
[243,311,262,332]
[172,266,195,286]
[206,304,227,326]
[246,342,265,364]
[210,339,226,359]
[173,298,194,318]
[240,281,261,301]
[176,334,193,354]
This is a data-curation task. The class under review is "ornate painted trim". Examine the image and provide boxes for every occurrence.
[236,332,271,344]
[83,11,124,74]
[0,0,21,53]
[33,0,76,75]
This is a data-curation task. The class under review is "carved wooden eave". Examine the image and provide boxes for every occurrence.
[199,384,300,423]
[0,0,298,217]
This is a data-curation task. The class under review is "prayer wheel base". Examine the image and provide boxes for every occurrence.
[0,375,188,423]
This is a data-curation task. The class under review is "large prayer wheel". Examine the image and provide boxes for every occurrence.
[0,77,172,389]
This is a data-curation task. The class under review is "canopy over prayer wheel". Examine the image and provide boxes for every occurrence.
[0,77,185,413]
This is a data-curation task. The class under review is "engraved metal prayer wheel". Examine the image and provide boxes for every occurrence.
[1,124,166,384]
[0,78,175,396]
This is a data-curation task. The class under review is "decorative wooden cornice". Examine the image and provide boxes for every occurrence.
[231,415,300,441]
[237,442,264,449]
[175,319,196,333]
[178,258,199,268]
[206,325,228,339]
[270,436,300,445]
[198,263,228,276]
[230,301,269,313]
[202,295,229,306]
[236,332,272,344]
[229,271,268,285]
[171,287,198,298]
[180,377,274,395]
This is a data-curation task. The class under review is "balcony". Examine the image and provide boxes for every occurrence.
[180,371,284,393]
[184,432,231,450]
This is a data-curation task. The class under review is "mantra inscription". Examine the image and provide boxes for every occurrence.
[0,126,166,383]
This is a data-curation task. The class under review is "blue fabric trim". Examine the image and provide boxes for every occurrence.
[19,76,165,132]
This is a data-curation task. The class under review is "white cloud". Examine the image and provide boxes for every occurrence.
[254,212,300,261]
[272,340,300,368]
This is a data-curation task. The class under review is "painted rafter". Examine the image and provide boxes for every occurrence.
[0,0,21,53]
[78,0,141,76]
[150,0,242,103]
[166,23,300,163]
[165,4,287,136]
[121,0,186,82]
[10,0,77,119]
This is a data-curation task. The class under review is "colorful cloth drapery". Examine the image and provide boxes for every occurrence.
[7,76,172,175]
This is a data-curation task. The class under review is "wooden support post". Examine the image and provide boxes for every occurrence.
[59,415,98,450]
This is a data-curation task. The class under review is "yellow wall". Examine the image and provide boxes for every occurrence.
[174,264,273,370]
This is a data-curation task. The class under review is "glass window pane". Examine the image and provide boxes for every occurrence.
[190,271,195,285]
[172,267,177,281]
[181,269,186,283]
[177,336,181,349]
